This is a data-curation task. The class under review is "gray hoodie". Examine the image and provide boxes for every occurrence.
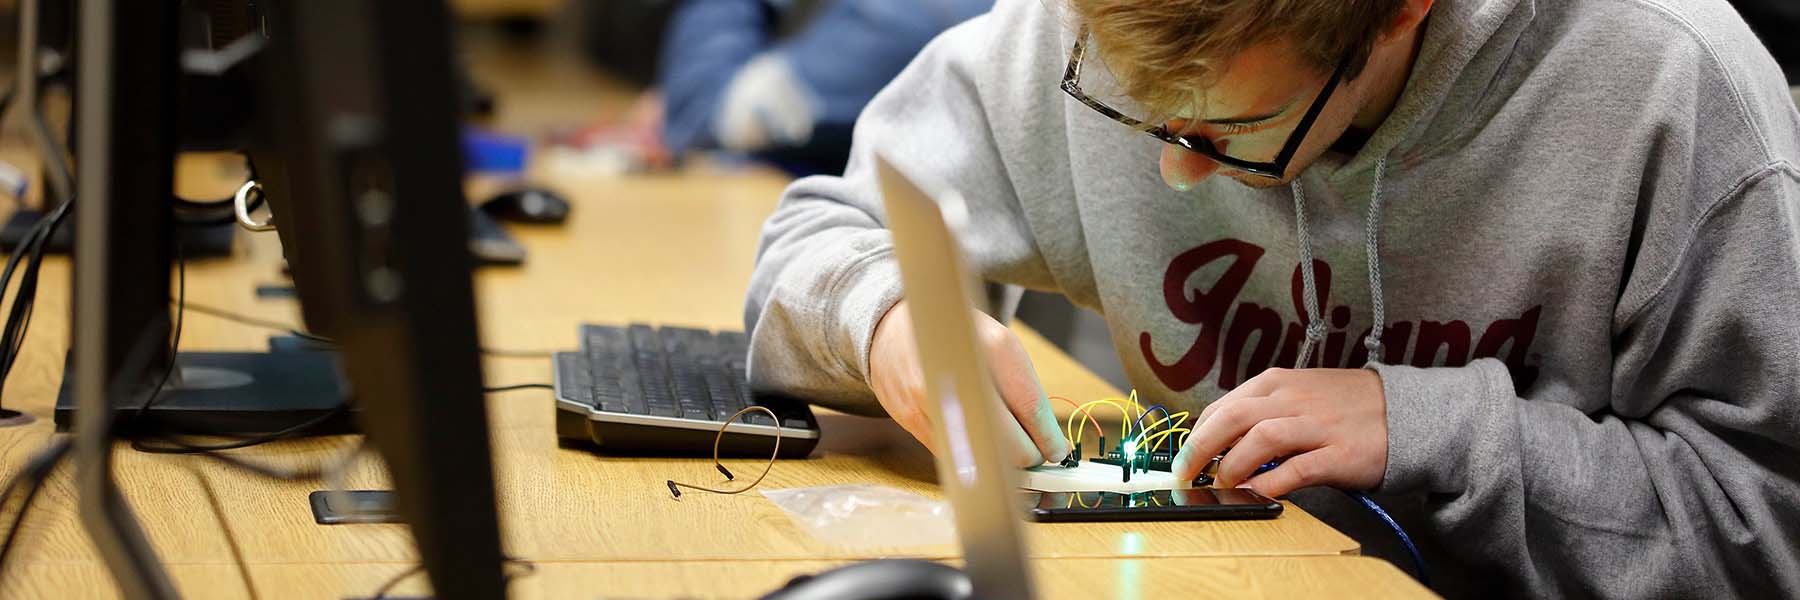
[743,0,1800,596]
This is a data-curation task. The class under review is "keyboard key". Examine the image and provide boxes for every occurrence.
[782,418,810,430]
[701,369,743,413]
[628,324,661,353]
[717,331,748,356]
[643,401,679,417]
[553,353,591,405]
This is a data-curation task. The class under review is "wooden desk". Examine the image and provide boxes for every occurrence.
[14,557,1433,599]
[0,167,1368,595]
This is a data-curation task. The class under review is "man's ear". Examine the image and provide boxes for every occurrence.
[1379,0,1435,44]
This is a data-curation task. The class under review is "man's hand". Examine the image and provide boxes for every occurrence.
[1171,368,1389,497]
[868,300,1072,468]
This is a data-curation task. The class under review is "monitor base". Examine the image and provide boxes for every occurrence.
[53,348,354,436]
[1,208,237,257]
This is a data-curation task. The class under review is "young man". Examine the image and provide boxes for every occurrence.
[743,0,1800,595]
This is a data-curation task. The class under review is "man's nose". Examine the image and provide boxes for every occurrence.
[1161,141,1222,191]
[1159,118,1227,191]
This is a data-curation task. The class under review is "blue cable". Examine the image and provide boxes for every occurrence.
[1132,404,1170,441]
[1348,491,1430,586]
[1251,461,1430,586]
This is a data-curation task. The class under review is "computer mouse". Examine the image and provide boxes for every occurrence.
[479,187,570,224]
[759,559,972,600]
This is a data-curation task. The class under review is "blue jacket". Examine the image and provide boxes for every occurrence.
[658,0,992,173]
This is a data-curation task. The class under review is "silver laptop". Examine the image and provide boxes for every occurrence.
[876,154,1035,600]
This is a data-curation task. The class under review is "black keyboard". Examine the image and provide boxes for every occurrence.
[552,324,819,458]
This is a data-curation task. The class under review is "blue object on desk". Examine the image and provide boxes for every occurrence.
[463,128,529,174]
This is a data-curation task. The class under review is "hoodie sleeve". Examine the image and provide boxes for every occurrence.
[1373,164,1800,597]
[741,3,1060,415]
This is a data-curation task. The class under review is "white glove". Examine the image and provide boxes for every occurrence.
[714,53,820,152]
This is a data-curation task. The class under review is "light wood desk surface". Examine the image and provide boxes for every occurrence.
[0,163,1373,596]
[16,557,1432,599]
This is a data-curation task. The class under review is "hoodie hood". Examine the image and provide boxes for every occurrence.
[1333,0,1537,187]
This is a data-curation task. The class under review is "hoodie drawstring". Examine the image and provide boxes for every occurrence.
[1291,181,1326,368]
[1288,157,1389,370]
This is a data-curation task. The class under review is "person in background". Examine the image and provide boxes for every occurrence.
[655,0,992,175]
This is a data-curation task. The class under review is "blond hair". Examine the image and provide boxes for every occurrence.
[1067,0,1405,122]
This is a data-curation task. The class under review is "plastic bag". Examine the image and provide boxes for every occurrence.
[760,484,957,549]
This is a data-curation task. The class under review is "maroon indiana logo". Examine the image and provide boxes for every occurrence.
[1141,239,1542,392]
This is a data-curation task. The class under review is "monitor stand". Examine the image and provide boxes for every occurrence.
[1,208,238,257]
[53,344,354,436]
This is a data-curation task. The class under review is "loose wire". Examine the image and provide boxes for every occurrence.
[665,406,782,499]
[1067,399,1131,445]
[1124,390,1145,423]
[1050,395,1101,445]
[1132,404,1171,439]
[1129,412,1190,446]
[1142,427,1191,454]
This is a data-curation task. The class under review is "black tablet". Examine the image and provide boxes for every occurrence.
[1023,488,1283,522]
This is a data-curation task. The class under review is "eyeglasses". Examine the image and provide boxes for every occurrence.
[1060,27,1351,180]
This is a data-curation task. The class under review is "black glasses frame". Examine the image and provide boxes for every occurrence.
[1060,28,1351,180]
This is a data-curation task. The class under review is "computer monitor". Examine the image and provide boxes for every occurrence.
[70,1,506,597]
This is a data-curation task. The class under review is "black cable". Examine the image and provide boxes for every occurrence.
[370,564,426,599]
[482,383,553,393]
[0,439,72,573]
[185,448,330,482]
[130,403,351,454]
[0,60,77,415]
[0,196,71,406]
[0,465,50,570]
[190,466,258,600]
[179,301,336,344]
[180,302,557,358]
[370,557,535,600]
[133,242,185,418]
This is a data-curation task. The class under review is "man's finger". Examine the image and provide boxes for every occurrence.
[879,389,937,453]
[993,406,1048,469]
[1241,447,1338,498]
[1198,368,1287,423]
[1186,369,1286,446]
[1212,417,1323,488]
[988,330,1071,464]
[1171,393,1295,479]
